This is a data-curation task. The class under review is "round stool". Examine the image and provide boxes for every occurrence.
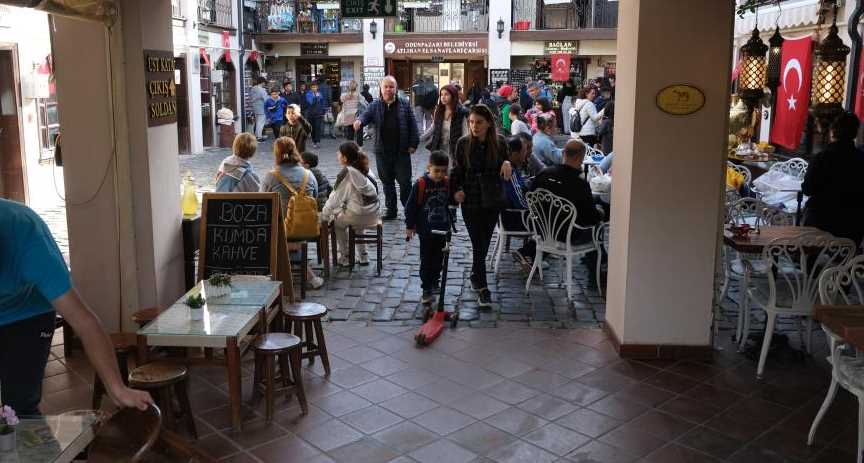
[92,333,137,409]
[132,307,161,329]
[252,333,308,421]
[129,362,197,439]
[284,303,331,377]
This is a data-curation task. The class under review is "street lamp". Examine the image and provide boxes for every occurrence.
[738,27,768,111]
[496,18,505,39]
[810,19,850,131]
[369,20,378,40]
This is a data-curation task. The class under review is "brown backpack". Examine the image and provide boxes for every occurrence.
[273,170,320,239]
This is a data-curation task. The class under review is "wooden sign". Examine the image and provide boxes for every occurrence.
[144,50,178,126]
[656,84,706,116]
[383,36,488,58]
[544,41,578,55]
[300,43,329,56]
[341,0,398,18]
[197,192,279,281]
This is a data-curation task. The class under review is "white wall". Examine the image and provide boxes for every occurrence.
[363,18,384,67]
[488,0,512,69]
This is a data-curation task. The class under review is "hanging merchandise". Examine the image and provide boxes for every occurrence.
[267,0,295,31]
[320,6,339,33]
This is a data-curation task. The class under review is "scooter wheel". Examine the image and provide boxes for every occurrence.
[415,333,426,346]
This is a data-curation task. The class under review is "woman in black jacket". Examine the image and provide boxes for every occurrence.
[421,84,469,157]
[451,105,512,307]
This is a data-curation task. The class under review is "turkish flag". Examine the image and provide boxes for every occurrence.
[550,54,570,82]
[771,36,813,150]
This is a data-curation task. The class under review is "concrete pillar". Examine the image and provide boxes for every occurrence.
[52,0,185,331]
[604,0,733,358]
[487,0,512,71]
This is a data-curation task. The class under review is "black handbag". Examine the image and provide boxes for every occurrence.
[477,171,509,210]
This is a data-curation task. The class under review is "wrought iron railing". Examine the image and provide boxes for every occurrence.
[385,0,489,33]
[512,0,617,30]
[198,0,232,28]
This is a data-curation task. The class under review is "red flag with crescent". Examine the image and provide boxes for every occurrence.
[550,54,570,82]
[770,36,813,150]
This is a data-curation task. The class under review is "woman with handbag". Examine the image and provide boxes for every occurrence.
[420,84,469,157]
[451,105,513,307]
[340,80,361,141]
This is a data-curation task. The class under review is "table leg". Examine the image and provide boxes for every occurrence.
[226,337,242,431]
[737,270,750,352]
[136,335,148,365]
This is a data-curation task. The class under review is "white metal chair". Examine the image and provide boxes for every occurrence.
[770,157,809,181]
[524,189,598,300]
[727,161,752,189]
[745,233,856,378]
[594,222,610,297]
[807,255,864,458]
[492,209,533,274]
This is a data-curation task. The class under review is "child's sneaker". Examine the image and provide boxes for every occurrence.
[421,289,435,304]
[478,289,492,308]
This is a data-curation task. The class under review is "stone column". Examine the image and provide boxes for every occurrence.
[604,0,733,358]
[52,0,185,331]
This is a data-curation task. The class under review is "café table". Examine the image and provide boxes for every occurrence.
[813,305,864,350]
[0,411,101,463]
[137,277,283,431]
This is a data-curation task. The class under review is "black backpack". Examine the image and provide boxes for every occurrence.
[571,102,588,133]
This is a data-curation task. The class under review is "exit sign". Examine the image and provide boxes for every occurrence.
[340,0,398,18]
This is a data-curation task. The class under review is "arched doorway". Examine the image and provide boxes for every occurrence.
[213,55,236,115]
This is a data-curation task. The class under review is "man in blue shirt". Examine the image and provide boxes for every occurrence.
[0,199,152,415]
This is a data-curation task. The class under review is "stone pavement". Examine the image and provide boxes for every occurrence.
[179,135,605,327]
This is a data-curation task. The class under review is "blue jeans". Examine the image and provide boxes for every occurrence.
[374,152,412,214]
[0,311,55,415]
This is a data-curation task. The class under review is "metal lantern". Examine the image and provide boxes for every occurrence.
[739,27,768,109]
[766,27,784,91]
[810,22,850,129]
[497,17,505,39]
[369,19,378,39]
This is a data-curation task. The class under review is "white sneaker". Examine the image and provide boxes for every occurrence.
[358,254,370,266]
[307,275,324,290]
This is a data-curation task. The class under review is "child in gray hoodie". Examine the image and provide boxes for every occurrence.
[214,133,261,192]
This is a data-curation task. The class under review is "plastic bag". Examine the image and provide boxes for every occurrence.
[753,169,801,208]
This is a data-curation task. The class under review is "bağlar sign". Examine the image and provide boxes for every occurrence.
[383,36,488,58]
[144,50,177,127]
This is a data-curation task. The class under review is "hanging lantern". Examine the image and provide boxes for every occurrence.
[766,27,784,92]
[810,21,850,129]
[738,27,768,109]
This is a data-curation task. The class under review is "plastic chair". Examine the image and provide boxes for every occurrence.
[524,189,598,300]
[492,209,533,274]
[745,233,856,378]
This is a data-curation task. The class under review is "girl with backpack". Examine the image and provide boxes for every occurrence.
[260,137,324,289]
[322,141,381,267]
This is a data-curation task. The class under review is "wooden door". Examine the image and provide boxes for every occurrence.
[0,47,26,202]
[392,60,411,90]
[175,56,191,154]
[201,56,213,147]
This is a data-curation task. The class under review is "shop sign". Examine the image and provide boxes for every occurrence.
[383,37,488,57]
[431,56,444,63]
[301,43,329,56]
[340,0,398,18]
[363,65,385,96]
[544,41,578,55]
[144,50,178,127]
[655,84,705,116]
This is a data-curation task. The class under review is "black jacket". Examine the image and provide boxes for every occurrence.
[531,164,601,242]
[802,141,864,245]
[450,134,509,210]
[426,105,469,154]
[281,91,303,108]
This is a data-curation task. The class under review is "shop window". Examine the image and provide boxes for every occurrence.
[37,92,59,164]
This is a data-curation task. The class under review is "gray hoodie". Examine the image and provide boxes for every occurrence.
[214,155,261,193]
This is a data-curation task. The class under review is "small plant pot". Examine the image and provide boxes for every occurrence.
[204,283,230,298]
[189,308,204,321]
[0,430,16,452]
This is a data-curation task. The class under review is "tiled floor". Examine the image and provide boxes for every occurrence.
[43,320,857,462]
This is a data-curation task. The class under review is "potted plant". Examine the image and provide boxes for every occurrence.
[204,273,232,298]
[185,293,206,321]
[0,405,19,452]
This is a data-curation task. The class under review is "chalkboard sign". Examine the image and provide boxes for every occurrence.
[197,192,279,281]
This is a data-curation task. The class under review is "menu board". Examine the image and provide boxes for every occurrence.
[198,192,279,281]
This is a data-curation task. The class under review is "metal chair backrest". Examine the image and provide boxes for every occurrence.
[762,233,856,311]
[726,197,790,228]
[594,221,610,253]
[87,404,162,463]
[769,157,809,181]
[727,161,752,187]
[819,254,864,306]
[525,188,578,247]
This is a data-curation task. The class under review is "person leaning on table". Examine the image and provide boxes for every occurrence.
[0,198,153,415]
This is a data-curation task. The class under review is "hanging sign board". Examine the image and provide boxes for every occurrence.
[340,0,398,18]
[144,50,178,126]
[301,43,329,56]
[383,37,488,58]
[544,41,578,55]
[197,192,279,281]
[655,84,706,116]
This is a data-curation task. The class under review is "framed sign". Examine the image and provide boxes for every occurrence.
[144,50,178,127]
[656,84,706,116]
[300,43,329,56]
[544,41,578,55]
[341,0,398,18]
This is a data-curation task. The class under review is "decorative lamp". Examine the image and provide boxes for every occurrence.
[766,27,784,92]
[810,20,850,130]
[369,19,378,39]
[497,17,505,39]
[738,27,768,110]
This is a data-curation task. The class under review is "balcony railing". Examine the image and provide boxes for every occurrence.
[199,0,233,28]
[512,0,617,30]
[385,0,489,33]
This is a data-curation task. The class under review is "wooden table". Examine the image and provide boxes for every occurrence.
[814,305,864,351]
[1,412,101,463]
[137,277,282,431]
[723,225,819,254]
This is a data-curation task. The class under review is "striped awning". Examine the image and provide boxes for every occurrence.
[735,0,822,36]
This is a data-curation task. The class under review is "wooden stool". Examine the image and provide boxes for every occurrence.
[348,220,384,276]
[284,303,331,377]
[251,333,308,422]
[128,362,197,439]
[92,333,137,409]
[131,307,161,329]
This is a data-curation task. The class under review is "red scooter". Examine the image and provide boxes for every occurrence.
[415,206,458,347]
